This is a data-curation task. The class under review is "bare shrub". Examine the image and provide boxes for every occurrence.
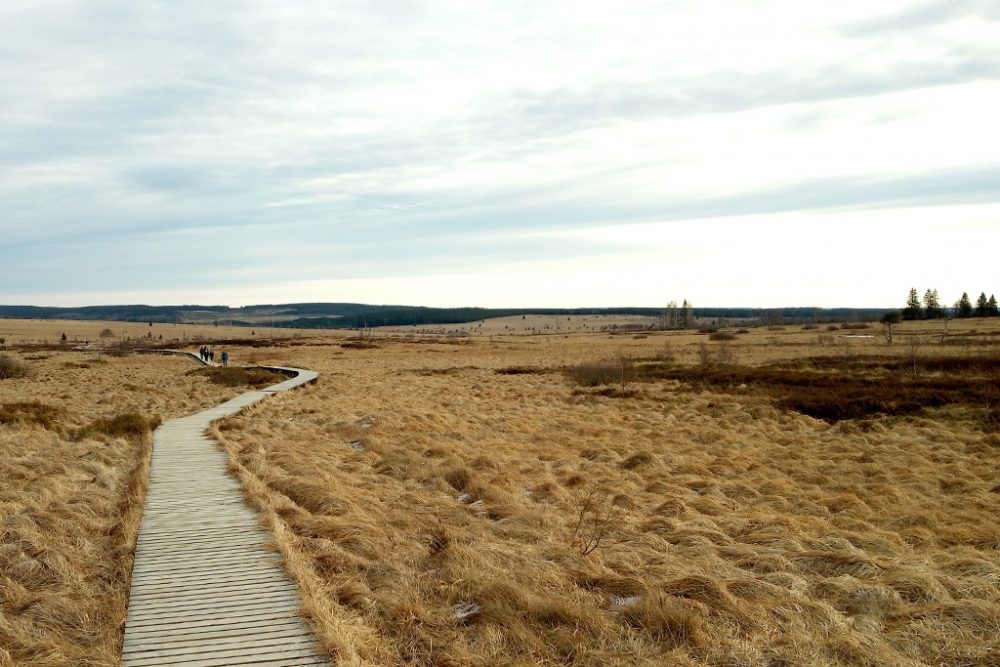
[570,485,629,556]
[697,343,712,366]
[103,339,135,357]
[716,342,737,365]
[99,328,115,338]
[0,354,29,379]
[655,344,676,363]
[709,331,737,341]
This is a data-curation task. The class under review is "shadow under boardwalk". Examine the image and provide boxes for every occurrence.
[122,365,327,667]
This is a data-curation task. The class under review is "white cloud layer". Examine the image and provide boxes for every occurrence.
[1,1,998,307]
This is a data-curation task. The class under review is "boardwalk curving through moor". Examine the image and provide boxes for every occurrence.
[121,354,327,666]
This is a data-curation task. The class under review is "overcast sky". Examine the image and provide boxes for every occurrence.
[2,1,998,308]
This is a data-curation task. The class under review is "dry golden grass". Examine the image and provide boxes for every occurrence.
[0,317,294,347]
[3,316,1000,666]
[0,346,244,667]
[210,318,1000,666]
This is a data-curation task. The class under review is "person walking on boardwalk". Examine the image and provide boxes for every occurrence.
[221,350,229,367]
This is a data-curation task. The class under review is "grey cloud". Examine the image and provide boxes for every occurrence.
[476,47,1000,141]
[377,162,1000,237]
[3,1,998,303]
[841,0,1000,38]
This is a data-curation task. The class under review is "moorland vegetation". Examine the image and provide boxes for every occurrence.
[1,316,998,666]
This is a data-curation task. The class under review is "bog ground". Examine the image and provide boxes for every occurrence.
[1,317,998,666]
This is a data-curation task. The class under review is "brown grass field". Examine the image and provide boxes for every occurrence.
[2,317,999,666]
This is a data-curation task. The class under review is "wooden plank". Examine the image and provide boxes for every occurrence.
[128,580,296,603]
[124,609,302,634]
[129,570,289,592]
[123,620,305,647]
[123,627,315,656]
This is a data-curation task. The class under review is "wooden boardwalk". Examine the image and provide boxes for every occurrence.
[122,357,327,667]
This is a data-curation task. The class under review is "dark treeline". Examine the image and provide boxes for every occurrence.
[901,288,998,320]
[1,302,891,329]
[0,304,226,323]
[255,306,889,329]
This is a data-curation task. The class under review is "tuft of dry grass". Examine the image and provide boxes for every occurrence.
[0,400,64,430]
[76,413,162,441]
[0,354,30,379]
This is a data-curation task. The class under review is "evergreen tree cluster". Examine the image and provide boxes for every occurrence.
[903,288,998,320]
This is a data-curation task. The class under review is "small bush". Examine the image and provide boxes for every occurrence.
[841,322,872,330]
[0,355,29,380]
[655,344,676,363]
[496,366,547,375]
[801,324,819,330]
[827,324,840,331]
[99,328,115,338]
[716,343,737,365]
[341,339,379,349]
[0,401,63,430]
[736,328,750,334]
[708,331,737,341]
[567,358,633,388]
[103,340,134,357]
[77,413,161,441]
[697,327,718,334]
[187,367,287,388]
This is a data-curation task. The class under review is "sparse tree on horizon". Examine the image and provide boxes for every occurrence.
[881,310,901,343]
[989,294,999,317]
[975,292,990,317]
[923,288,943,319]
[903,288,922,320]
[662,301,679,330]
[957,292,973,318]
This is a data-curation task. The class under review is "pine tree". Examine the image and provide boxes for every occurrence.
[924,289,943,319]
[989,295,999,317]
[903,288,922,320]
[957,292,973,318]
[975,292,989,317]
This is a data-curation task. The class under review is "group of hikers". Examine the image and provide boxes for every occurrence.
[198,346,229,366]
